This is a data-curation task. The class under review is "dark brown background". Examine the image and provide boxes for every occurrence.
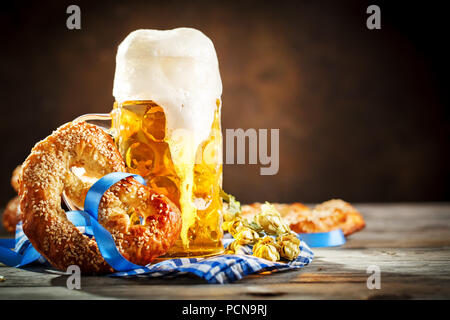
[0,0,448,205]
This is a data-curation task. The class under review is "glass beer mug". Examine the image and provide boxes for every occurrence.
[73,98,224,258]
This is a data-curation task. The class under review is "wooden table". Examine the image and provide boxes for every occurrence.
[1,203,449,299]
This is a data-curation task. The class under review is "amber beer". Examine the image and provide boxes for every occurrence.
[110,99,224,257]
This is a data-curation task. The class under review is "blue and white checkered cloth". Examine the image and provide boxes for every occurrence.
[111,238,314,284]
[9,223,314,284]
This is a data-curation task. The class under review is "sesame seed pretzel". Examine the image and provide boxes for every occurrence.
[19,121,181,273]
[242,199,365,236]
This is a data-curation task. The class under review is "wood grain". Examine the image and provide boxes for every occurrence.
[1,203,450,299]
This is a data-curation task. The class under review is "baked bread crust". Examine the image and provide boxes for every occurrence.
[11,165,22,193]
[242,199,365,236]
[2,196,21,233]
[2,165,23,233]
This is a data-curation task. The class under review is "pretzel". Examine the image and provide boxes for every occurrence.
[2,165,23,233]
[242,199,365,236]
[2,196,21,233]
[11,165,22,192]
[19,121,182,273]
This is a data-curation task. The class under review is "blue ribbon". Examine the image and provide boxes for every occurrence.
[0,172,147,271]
[83,172,144,220]
[297,229,346,247]
[0,234,41,267]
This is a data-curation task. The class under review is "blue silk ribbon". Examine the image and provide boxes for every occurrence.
[0,238,41,267]
[297,229,346,247]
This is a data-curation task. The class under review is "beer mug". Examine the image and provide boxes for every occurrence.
[72,98,224,258]
[67,28,225,258]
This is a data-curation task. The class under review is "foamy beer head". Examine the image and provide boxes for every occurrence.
[112,28,224,256]
[113,28,222,150]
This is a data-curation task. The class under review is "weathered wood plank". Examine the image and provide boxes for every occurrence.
[1,204,450,299]
[1,247,449,299]
[342,203,450,248]
[2,280,450,300]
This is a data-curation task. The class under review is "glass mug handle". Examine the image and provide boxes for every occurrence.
[74,113,113,132]
[63,113,114,211]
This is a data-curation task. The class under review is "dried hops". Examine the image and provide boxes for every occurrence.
[252,237,280,261]
[254,202,291,236]
[234,227,260,245]
[222,191,301,262]
[252,234,301,261]
[225,240,246,255]
[276,234,301,260]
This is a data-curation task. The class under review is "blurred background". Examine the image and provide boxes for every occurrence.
[0,0,448,205]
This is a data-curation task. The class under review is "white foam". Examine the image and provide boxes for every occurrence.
[113,28,222,150]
